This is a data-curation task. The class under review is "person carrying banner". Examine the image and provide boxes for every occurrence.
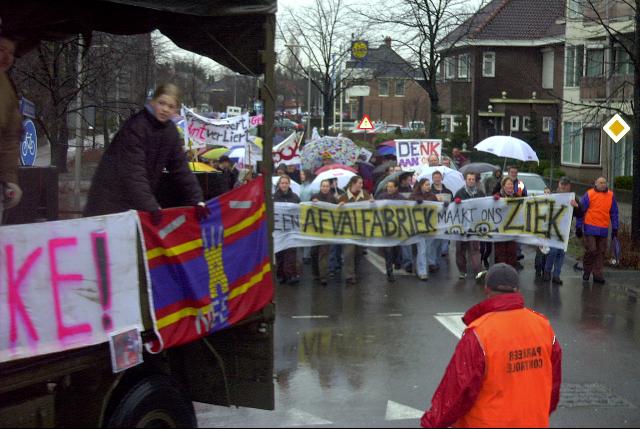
[411,178,439,281]
[219,155,239,191]
[543,177,582,285]
[274,175,301,285]
[493,177,518,268]
[431,171,453,262]
[377,180,407,283]
[428,154,440,167]
[421,263,562,428]
[0,33,23,225]
[299,169,315,265]
[338,175,373,284]
[84,84,206,221]
[576,176,619,285]
[310,179,338,285]
[454,172,486,279]
[483,167,502,198]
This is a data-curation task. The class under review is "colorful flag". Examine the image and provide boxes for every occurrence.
[140,177,273,351]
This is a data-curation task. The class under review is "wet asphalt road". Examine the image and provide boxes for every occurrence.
[197,247,640,428]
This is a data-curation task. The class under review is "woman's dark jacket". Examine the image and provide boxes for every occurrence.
[273,189,301,204]
[84,109,202,216]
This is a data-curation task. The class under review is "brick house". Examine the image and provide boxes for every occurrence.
[436,0,565,160]
[344,38,430,126]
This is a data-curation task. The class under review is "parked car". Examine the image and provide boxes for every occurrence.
[480,171,548,196]
[328,121,357,133]
[351,124,412,135]
[408,120,426,131]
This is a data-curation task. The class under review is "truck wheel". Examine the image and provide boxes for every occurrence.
[106,375,197,428]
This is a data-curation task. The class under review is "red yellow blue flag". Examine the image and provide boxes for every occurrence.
[139,177,273,351]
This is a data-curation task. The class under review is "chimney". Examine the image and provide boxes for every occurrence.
[384,36,392,48]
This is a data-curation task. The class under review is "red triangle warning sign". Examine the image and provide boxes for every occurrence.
[357,114,375,130]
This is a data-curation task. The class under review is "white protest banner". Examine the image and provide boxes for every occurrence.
[0,212,143,363]
[273,132,302,166]
[184,107,249,148]
[396,139,443,170]
[273,193,574,253]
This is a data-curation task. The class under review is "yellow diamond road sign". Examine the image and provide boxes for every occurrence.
[603,114,630,143]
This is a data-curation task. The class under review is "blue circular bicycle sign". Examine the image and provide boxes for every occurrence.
[20,119,37,166]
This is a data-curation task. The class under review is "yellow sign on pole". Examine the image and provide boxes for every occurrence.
[603,114,630,143]
[351,40,369,60]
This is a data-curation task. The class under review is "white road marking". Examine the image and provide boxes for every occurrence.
[387,313,404,317]
[385,400,424,421]
[434,313,466,339]
[365,251,413,276]
[291,315,330,319]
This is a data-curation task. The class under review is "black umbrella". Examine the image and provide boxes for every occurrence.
[459,162,500,176]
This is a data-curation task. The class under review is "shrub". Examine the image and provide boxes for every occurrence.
[614,176,633,190]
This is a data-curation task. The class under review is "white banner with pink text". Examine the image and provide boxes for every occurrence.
[0,212,143,363]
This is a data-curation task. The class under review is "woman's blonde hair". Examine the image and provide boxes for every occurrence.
[152,83,182,106]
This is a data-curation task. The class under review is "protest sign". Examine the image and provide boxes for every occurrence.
[0,212,143,363]
[183,107,250,148]
[272,132,302,166]
[273,193,574,253]
[395,139,443,170]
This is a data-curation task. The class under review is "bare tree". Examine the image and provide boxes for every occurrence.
[278,0,365,134]
[357,0,487,137]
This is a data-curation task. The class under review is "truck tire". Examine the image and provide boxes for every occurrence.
[106,375,197,428]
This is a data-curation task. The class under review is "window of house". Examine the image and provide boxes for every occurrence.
[445,57,456,80]
[542,50,555,89]
[395,79,406,97]
[586,48,605,77]
[582,128,601,165]
[441,115,453,133]
[614,47,633,75]
[542,116,553,133]
[510,116,520,132]
[567,0,584,19]
[613,133,634,176]
[379,79,389,96]
[482,52,495,77]
[565,45,585,87]
[458,54,470,79]
[562,122,582,164]
[522,116,532,132]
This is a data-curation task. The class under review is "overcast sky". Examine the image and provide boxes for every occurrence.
[161,0,484,76]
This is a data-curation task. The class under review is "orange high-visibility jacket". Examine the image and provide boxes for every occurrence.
[454,309,555,428]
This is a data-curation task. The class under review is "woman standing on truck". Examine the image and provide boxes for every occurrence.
[84,84,206,223]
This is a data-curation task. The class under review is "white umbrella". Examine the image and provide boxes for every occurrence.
[417,166,465,195]
[272,176,301,195]
[310,168,356,192]
[474,136,539,163]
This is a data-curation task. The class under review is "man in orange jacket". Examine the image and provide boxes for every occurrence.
[576,176,619,284]
[421,264,562,428]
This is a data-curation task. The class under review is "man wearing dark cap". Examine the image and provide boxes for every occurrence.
[421,264,562,428]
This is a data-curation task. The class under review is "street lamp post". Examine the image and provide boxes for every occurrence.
[285,44,311,139]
